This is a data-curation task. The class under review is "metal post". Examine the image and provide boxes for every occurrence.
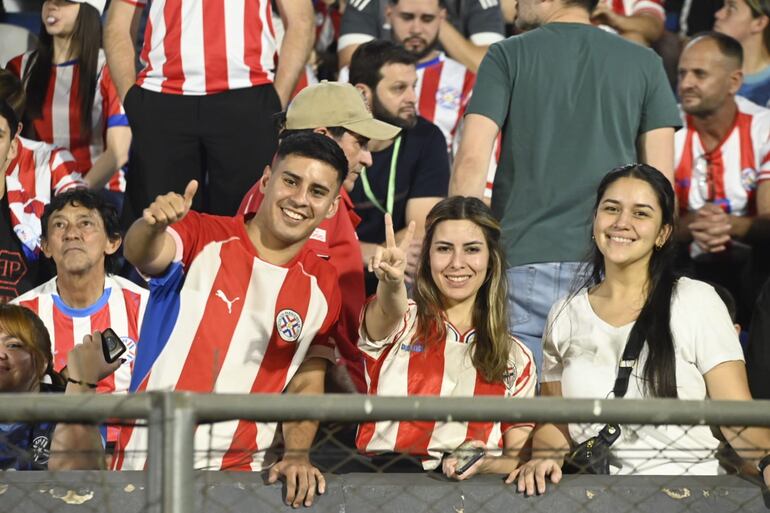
[162,393,196,513]
[147,393,165,513]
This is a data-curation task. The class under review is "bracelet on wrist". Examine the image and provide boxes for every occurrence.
[66,377,98,389]
[758,454,770,474]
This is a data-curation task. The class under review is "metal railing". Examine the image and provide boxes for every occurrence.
[2,393,770,513]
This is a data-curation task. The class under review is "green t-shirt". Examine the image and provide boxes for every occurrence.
[467,23,681,268]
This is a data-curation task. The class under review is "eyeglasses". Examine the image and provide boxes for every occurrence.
[693,154,716,202]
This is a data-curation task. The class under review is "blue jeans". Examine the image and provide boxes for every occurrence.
[507,262,584,384]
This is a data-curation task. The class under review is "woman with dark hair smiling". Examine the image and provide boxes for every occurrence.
[510,164,770,494]
[358,197,535,477]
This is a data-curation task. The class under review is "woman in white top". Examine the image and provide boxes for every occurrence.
[360,197,535,477]
[509,164,770,494]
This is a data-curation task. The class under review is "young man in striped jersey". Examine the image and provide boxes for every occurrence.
[674,32,770,323]
[13,189,149,444]
[120,133,346,508]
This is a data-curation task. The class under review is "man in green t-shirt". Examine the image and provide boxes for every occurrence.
[449,0,680,378]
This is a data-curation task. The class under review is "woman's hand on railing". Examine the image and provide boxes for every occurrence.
[505,458,563,496]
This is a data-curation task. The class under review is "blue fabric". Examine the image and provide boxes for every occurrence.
[738,67,770,108]
[107,113,130,128]
[506,261,584,385]
[0,420,56,470]
[129,262,184,392]
[52,287,111,317]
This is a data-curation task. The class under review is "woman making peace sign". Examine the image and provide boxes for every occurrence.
[355,197,535,477]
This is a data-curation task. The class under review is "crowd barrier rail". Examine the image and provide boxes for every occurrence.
[1,393,770,513]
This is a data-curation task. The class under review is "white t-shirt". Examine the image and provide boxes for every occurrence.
[543,277,745,475]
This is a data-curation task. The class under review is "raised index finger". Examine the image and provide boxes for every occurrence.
[384,213,397,248]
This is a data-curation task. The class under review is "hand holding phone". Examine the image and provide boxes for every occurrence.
[450,440,485,475]
[101,327,127,363]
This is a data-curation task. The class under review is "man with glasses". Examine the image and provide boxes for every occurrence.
[675,32,770,324]
[715,0,770,106]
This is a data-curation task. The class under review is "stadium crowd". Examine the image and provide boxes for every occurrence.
[1,0,770,508]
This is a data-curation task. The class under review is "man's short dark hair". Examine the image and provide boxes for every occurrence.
[41,189,122,274]
[0,99,19,138]
[274,132,348,185]
[689,31,744,68]
[279,126,348,141]
[349,40,417,91]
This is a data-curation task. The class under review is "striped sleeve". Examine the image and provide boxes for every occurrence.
[101,65,129,128]
[50,147,86,194]
[358,300,416,359]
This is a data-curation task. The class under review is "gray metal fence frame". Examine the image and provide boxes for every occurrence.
[2,393,770,513]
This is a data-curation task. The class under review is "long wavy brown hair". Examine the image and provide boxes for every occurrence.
[412,196,512,383]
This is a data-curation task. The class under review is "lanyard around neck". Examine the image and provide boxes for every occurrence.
[360,135,402,215]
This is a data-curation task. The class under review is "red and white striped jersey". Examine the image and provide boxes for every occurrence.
[113,212,341,471]
[13,275,148,441]
[356,302,536,469]
[599,0,665,20]
[675,97,770,216]
[5,137,85,258]
[127,0,276,95]
[415,53,475,152]
[7,51,128,193]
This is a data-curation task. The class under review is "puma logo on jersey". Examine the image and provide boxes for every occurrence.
[215,290,240,314]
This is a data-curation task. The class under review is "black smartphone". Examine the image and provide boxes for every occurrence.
[101,328,127,363]
[451,441,485,475]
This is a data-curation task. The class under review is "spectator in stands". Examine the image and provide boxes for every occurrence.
[349,40,450,296]
[104,0,313,222]
[339,0,505,73]
[451,0,679,378]
[238,81,400,394]
[359,198,535,474]
[0,303,121,470]
[509,165,770,493]
[0,70,85,302]
[7,0,130,202]
[591,0,665,47]
[13,189,148,444]
[387,0,475,152]
[674,33,770,325]
[119,133,346,508]
[0,99,66,301]
[715,0,770,107]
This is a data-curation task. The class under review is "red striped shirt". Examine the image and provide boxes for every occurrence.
[4,137,85,257]
[8,52,128,193]
[14,276,149,442]
[675,97,770,216]
[114,212,341,471]
[127,0,276,95]
[356,301,536,469]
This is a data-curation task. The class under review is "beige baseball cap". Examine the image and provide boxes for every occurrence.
[286,81,400,141]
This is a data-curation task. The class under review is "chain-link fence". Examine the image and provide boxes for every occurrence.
[1,393,770,512]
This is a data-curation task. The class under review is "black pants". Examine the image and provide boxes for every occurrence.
[121,84,280,226]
